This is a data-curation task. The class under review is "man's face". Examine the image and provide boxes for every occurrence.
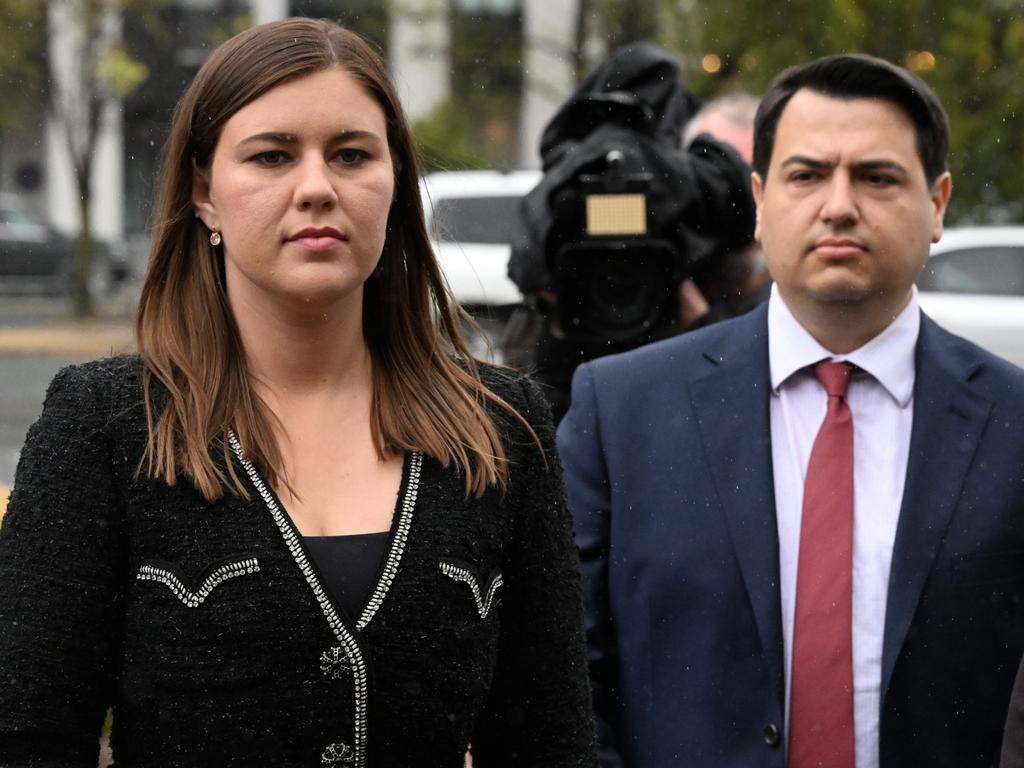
[752,88,951,322]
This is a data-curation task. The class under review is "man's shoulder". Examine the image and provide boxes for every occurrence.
[920,313,1024,394]
[585,304,767,383]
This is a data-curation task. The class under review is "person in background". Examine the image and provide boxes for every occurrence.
[679,91,770,328]
[0,18,596,768]
[559,52,1024,768]
[683,92,759,163]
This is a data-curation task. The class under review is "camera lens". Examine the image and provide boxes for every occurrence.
[590,254,664,332]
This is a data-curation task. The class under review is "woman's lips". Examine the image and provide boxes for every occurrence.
[289,228,346,251]
[290,235,344,251]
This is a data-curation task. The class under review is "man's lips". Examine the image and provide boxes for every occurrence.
[289,227,346,251]
[812,238,866,259]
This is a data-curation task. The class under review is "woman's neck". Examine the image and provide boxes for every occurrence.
[229,288,373,397]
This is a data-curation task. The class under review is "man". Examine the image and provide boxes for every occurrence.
[678,92,770,329]
[558,53,1024,768]
[683,92,760,163]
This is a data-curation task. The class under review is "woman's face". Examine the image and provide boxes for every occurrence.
[193,67,396,314]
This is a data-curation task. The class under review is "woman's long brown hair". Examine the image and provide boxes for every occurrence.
[135,18,539,501]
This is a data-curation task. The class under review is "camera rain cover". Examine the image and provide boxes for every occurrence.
[508,42,755,302]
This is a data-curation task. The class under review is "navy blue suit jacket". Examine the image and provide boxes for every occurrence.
[557,302,1024,768]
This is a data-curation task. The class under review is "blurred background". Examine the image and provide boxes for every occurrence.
[2,0,1023,506]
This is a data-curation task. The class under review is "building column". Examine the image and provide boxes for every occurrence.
[519,0,579,169]
[249,0,289,25]
[45,0,123,240]
[388,0,450,122]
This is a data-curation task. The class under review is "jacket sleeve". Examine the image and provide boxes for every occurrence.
[555,363,625,768]
[1002,653,1024,767]
[0,364,126,767]
[471,374,598,767]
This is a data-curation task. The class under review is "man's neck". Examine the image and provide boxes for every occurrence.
[781,289,914,354]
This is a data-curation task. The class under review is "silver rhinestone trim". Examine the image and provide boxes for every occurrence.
[229,431,420,768]
[322,742,355,766]
[439,561,503,619]
[357,451,421,630]
[135,558,260,609]
[320,646,354,680]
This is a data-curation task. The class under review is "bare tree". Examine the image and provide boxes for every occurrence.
[48,0,145,317]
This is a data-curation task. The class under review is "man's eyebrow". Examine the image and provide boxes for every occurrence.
[780,155,833,170]
[237,130,382,146]
[780,155,909,175]
[853,159,909,175]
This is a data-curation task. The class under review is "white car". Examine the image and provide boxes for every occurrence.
[420,175,1024,370]
[918,226,1024,368]
[420,170,541,308]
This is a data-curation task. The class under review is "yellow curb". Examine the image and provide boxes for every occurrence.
[0,323,135,357]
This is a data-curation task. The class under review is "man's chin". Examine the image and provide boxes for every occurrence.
[805,283,872,305]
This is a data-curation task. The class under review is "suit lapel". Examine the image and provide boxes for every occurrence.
[880,314,993,701]
[688,304,785,706]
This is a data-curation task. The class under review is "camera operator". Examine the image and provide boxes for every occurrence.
[504,43,764,421]
[678,92,769,329]
[683,92,758,163]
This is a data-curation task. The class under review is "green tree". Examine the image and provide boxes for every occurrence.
[667,0,1024,222]
[448,3,523,169]
[414,97,489,172]
[0,0,47,133]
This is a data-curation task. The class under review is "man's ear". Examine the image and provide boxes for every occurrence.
[930,171,953,244]
[191,162,218,232]
[751,171,764,243]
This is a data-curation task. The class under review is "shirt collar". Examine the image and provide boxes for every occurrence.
[768,283,919,406]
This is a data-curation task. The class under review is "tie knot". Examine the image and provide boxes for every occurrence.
[814,360,854,398]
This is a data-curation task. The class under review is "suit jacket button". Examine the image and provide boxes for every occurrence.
[763,723,781,747]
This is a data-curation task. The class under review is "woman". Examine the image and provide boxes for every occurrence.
[0,18,596,767]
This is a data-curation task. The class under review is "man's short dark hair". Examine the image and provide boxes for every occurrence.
[752,53,950,184]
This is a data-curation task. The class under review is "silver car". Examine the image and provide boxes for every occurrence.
[420,169,541,308]
[918,226,1024,368]
[0,193,129,295]
[420,170,541,359]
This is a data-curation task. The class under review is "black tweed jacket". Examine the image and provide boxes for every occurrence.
[0,356,597,767]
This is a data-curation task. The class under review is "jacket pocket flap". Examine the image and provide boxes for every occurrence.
[439,560,502,619]
[136,557,260,608]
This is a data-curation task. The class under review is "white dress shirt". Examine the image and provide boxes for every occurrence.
[768,284,919,768]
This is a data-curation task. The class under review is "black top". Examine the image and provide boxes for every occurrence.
[0,355,597,767]
[304,532,389,621]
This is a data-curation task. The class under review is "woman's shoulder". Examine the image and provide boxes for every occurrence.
[54,353,142,379]
[41,354,145,422]
[476,363,549,418]
[473,363,557,452]
[48,353,142,392]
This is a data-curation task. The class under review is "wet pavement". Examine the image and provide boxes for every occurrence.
[0,295,135,355]
[0,296,135,488]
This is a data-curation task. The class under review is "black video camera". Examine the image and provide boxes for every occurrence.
[550,149,690,356]
[508,43,757,366]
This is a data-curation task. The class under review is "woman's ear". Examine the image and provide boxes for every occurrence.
[191,162,218,231]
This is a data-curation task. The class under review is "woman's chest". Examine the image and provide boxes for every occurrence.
[119,454,517,678]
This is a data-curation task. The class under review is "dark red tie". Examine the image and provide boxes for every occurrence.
[789,361,855,768]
